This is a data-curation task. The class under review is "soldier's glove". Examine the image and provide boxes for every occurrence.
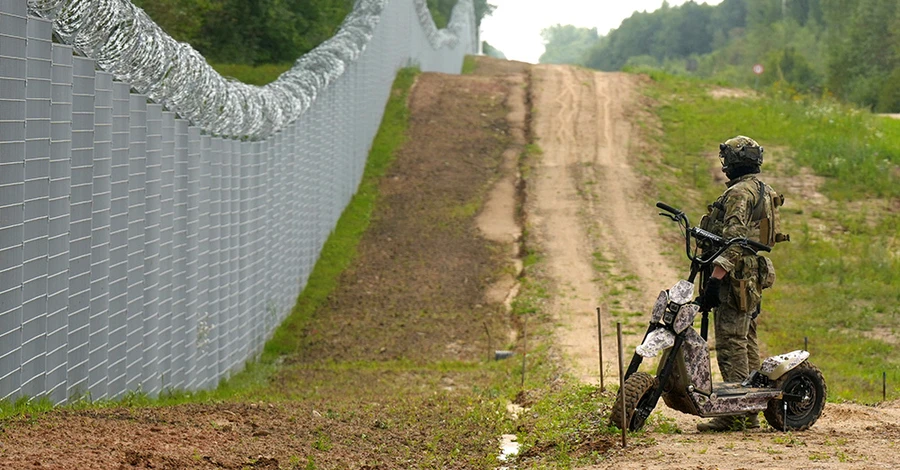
[697,277,722,312]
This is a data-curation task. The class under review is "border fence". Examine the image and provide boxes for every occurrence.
[0,0,476,403]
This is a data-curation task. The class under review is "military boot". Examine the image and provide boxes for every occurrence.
[697,416,737,432]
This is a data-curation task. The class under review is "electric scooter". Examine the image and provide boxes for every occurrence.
[608,202,826,432]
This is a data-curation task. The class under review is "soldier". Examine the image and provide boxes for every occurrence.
[695,136,785,432]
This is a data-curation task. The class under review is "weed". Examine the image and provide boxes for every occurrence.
[312,431,332,451]
[649,413,682,434]
[0,395,55,421]
[773,433,805,447]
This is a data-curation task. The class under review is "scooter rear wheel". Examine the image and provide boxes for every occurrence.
[608,371,658,431]
[764,361,827,431]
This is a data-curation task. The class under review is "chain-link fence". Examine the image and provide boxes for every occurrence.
[0,0,476,403]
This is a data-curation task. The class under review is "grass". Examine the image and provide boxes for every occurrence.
[636,70,900,403]
[514,383,616,466]
[462,55,478,75]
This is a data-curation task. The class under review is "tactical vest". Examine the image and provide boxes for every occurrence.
[699,177,789,248]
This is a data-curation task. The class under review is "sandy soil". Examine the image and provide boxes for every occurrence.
[526,63,900,469]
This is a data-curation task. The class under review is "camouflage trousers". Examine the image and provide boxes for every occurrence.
[714,262,762,383]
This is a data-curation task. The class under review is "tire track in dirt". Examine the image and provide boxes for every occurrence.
[529,64,678,384]
[528,65,603,384]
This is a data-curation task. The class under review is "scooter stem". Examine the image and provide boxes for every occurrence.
[700,310,709,341]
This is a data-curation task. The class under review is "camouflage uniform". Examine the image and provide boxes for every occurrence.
[698,136,784,432]
[704,174,770,383]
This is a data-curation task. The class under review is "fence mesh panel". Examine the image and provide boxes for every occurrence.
[0,0,475,402]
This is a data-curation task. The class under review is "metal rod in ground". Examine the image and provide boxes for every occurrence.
[617,322,626,448]
[597,306,604,391]
[483,321,492,363]
[521,316,527,389]
[884,372,887,402]
[804,336,808,351]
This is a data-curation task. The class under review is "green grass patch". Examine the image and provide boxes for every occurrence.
[637,71,900,402]
[462,55,478,75]
[645,74,900,202]
[515,384,614,466]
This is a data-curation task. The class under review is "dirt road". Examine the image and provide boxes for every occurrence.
[527,65,679,384]
[526,63,900,469]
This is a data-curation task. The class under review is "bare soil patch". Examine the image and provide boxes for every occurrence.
[294,71,513,365]
[708,87,759,100]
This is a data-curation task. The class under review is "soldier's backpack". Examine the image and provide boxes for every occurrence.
[752,180,789,247]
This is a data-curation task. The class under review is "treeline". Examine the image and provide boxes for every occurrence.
[132,0,354,65]
[540,0,900,112]
[134,0,493,66]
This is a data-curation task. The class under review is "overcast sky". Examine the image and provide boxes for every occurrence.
[480,0,724,64]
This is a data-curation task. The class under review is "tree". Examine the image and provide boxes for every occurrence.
[582,2,715,71]
[474,0,496,27]
[825,0,899,108]
[538,25,599,65]
[135,0,491,66]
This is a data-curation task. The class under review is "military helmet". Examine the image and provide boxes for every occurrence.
[719,135,763,172]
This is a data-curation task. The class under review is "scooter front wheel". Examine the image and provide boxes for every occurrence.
[764,361,827,431]
[608,371,658,431]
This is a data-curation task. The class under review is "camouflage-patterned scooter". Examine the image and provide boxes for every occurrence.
[608,202,826,432]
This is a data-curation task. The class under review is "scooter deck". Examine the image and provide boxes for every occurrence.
[711,382,776,397]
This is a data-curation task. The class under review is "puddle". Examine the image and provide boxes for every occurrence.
[498,434,519,467]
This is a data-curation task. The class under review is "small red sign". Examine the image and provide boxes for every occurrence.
[753,64,764,75]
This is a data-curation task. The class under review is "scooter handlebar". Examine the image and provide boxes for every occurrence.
[744,238,772,253]
[656,201,681,215]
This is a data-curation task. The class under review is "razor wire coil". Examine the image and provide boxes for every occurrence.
[25,0,476,140]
